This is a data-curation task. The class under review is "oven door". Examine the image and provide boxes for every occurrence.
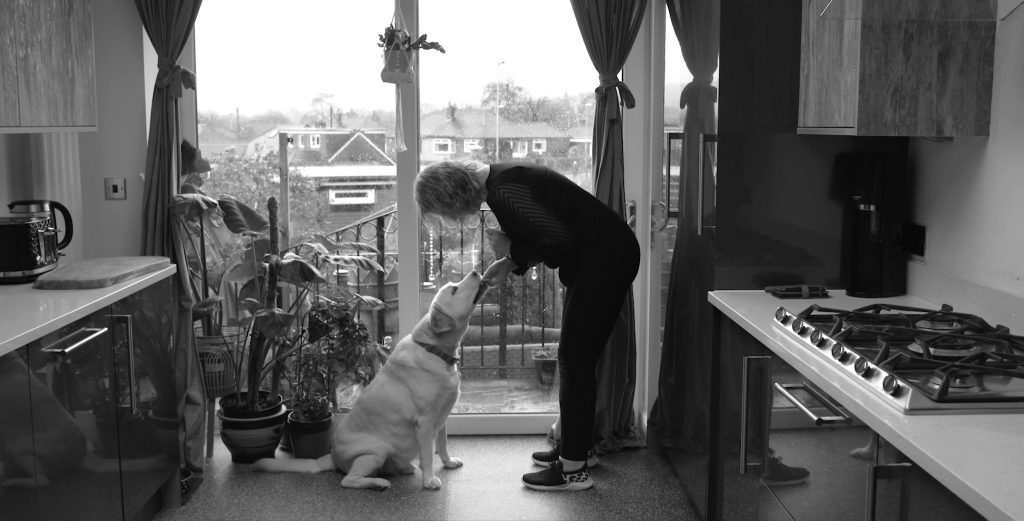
[742,355,874,521]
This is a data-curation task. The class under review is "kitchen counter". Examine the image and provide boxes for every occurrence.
[710,290,1024,521]
[0,265,177,357]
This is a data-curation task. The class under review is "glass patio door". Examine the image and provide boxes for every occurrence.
[416,0,595,433]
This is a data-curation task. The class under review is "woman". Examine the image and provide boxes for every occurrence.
[414,159,640,491]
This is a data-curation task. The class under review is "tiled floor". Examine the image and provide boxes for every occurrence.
[155,435,698,521]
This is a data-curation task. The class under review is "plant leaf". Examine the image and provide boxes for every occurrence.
[354,294,386,311]
[322,254,384,273]
[224,261,260,284]
[253,308,295,340]
[218,195,269,235]
[277,256,328,286]
[171,193,219,220]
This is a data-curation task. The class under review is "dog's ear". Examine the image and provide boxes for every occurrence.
[429,306,458,333]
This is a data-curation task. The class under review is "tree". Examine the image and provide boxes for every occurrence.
[481,80,525,112]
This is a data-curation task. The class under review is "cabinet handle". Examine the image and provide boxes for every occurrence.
[740,355,772,475]
[41,327,109,356]
[774,382,852,425]
[111,315,140,418]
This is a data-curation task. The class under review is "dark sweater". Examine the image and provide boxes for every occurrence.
[485,163,632,279]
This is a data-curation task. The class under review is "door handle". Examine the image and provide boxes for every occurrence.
[625,200,636,228]
[41,327,109,356]
[111,314,141,418]
[652,201,668,232]
[774,382,852,426]
[740,355,773,475]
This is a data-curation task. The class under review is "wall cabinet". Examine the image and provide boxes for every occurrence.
[0,276,178,521]
[0,0,97,132]
[798,0,995,137]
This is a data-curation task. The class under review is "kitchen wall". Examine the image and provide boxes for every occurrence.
[909,6,1024,330]
[77,0,150,259]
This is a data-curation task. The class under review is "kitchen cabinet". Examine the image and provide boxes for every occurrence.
[0,0,97,132]
[798,0,995,136]
[727,330,985,521]
[0,275,178,521]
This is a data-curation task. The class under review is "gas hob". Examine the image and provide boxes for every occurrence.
[773,303,1024,414]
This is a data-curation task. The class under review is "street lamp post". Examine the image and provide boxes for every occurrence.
[496,60,504,161]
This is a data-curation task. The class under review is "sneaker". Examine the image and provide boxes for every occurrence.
[531,444,600,468]
[522,461,593,491]
[762,456,809,486]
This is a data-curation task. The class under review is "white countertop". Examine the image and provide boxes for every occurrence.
[0,265,177,357]
[709,290,1024,521]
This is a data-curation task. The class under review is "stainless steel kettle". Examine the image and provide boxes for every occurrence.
[8,200,74,249]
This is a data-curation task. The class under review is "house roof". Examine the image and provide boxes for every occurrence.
[421,109,568,139]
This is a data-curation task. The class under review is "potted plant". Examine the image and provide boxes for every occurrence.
[377,23,445,84]
[277,255,390,457]
[211,196,386,463]
[531,345,558,387]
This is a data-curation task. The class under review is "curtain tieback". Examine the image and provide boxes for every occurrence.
[595,74,636,120]
[679,79,718,110]
[156,56,197,98]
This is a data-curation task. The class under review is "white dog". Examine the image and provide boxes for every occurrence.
[255,270,489,490]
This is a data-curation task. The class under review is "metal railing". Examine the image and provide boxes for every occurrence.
[319,204,563,377]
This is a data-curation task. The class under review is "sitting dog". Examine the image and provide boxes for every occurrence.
[255,270,490,490]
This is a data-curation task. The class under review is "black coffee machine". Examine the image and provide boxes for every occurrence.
[835,152,908,298]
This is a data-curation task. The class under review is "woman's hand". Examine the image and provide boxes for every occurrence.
[482,257,515,287]
[486,229,511,258]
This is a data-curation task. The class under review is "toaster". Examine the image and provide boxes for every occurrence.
[0,215,62,283]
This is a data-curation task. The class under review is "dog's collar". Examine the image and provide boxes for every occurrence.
[420,342,460,365]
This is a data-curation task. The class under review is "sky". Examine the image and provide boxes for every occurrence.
[194,0,616,117]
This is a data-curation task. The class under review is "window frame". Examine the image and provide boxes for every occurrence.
[432,138,454,154]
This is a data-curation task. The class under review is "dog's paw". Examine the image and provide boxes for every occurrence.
[423,476,443,490]
[370,479,392,491]
[442,457,463,469]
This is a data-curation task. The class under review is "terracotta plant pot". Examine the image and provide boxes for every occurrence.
[284,411,334,459]
[217,392,287,463]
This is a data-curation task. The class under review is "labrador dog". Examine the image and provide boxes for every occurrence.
[254,270,489,490]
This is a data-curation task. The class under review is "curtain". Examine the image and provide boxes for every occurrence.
[649,0,720,444]
[569,0,647,453]
[136,0,206,474]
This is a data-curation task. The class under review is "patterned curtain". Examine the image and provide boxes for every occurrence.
[569,0,648,452]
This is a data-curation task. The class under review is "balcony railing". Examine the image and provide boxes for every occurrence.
[320,204,563,379]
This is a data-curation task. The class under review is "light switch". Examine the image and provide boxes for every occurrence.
[104,177,126,200]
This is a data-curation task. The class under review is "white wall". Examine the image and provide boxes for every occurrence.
[77,0,149,258]
[908,7,1024,328]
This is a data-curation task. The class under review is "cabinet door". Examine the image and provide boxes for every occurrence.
[798,0,860,131]
[109,276,179,521]
[15,0,97,128]
[0,0,20,126]
[0,348,42,519]
[25,307,125,521]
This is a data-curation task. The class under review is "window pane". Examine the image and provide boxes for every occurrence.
[193,2,401,409]
[419,0,595,415]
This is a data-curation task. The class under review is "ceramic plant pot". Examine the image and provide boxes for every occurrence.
[217,392,287,463]
[284,411,334,459]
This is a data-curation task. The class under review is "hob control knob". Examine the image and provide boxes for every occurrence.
[809,330,829,348]
[854,357,873,377]
[883,376,900,396]
[831,344,850,363]
[775,308,789,323]
[792,319,806,335]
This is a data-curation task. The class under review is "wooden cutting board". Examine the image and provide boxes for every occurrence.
[33,256,171,290]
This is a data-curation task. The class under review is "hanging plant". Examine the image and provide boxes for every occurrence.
[377,23,445,84]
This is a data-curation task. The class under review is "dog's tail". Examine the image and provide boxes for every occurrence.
[253,454,335,473]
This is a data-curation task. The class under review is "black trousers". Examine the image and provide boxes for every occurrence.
[556,230,640,462]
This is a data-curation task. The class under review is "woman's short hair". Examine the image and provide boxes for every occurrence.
[414,160,486,220]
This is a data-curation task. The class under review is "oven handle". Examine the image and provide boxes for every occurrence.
[774,382,853,426]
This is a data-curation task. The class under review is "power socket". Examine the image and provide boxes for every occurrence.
[104,177,126,200]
